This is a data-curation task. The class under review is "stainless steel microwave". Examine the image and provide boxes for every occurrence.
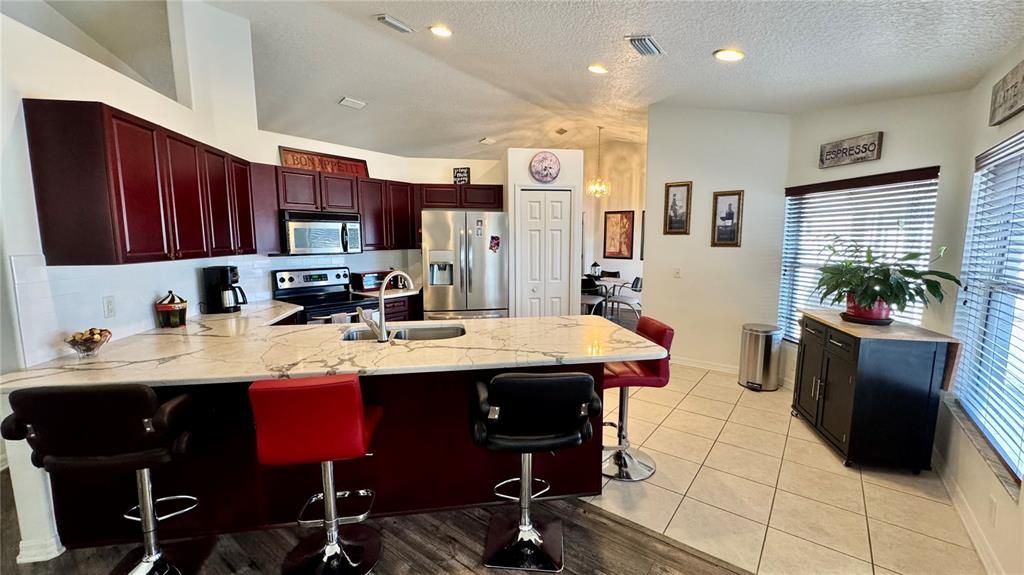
[281,211,362,255]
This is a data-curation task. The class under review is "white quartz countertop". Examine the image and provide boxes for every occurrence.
[351,288,421,300]
[0,300,666,392]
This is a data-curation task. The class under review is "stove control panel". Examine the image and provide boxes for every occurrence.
[274,267,350,290]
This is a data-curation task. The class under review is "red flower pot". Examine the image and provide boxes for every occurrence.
[845,293,891,320]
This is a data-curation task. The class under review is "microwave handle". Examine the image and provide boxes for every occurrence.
[341,223,349,253]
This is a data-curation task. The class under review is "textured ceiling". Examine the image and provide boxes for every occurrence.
[218,1,1024,160]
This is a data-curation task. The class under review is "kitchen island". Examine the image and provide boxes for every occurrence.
[1,302,666,562]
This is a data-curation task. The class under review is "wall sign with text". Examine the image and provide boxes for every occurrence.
[453,167,471,184]
[279,147,369,177]
[819,132,884,169]
[990,59,1024,126]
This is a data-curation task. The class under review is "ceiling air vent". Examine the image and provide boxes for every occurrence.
[375,14,415,34]
[338,97,367,110]
[625,35,663,56]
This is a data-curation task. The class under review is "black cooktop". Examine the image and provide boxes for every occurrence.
[277,290,376,310]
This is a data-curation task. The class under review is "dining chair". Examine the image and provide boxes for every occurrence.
[607,277,642,319]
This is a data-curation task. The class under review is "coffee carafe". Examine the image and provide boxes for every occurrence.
[201,266,248,314]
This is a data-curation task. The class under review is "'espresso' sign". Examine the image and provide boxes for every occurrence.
[819,132,883,169]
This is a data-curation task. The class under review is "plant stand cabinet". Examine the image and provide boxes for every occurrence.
[791,311,958,472]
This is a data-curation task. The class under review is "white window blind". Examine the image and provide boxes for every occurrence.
[954,130,1024,480]
[778,168,940,342]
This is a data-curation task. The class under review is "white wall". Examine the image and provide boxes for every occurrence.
[506,148,584,317]
[644,106,790,370]
[582,140,646,283]
[0,7,502,372]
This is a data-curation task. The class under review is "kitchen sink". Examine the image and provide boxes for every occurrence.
[392,326,466,340]
[341,328,380,341]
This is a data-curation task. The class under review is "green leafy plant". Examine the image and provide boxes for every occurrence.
[816,237,962,311]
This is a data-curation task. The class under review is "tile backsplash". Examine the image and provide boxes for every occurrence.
[9,250,422,368]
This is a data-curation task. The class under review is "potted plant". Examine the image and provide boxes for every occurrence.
[816,238,962,324]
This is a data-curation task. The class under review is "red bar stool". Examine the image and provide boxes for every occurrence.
[602,316,675,481]
[249,374,382,575]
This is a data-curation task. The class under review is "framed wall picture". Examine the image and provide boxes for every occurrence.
[711,190,744,247]
[640,210,646,261]
[603,210,635,259]
[664,181,692,235]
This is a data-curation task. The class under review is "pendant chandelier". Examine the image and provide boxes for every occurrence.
[587,126,611,198]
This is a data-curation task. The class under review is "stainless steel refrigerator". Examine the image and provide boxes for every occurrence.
[421,211,508,319]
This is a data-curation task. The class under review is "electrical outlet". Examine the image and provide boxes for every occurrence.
[673,267,682,279]
[102,295,116,319]
[987,494,998,527]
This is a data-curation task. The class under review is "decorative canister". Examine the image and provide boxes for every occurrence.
[155,291,188,328]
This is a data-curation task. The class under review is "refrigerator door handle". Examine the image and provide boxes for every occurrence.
[467,232,473,294]
[459,228,466,292]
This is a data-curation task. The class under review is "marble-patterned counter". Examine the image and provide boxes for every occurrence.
[0,307,665,391]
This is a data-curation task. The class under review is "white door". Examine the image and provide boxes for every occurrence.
[517,189,572,317]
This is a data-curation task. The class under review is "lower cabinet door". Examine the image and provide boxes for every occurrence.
[818,353,857,450]
[794,337,824,422]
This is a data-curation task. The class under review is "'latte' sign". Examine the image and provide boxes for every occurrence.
[819,132,884,169]
[989,59,1024,126]
[279,147,369,177]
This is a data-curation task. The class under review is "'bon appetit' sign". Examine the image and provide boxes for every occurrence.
[819,132,884,169]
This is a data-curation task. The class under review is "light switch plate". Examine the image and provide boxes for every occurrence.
[102,295,116,319]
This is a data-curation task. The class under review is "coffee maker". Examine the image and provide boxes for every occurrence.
[201,266,248,314]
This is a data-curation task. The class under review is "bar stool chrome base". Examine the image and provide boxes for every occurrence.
[124,555,181,575]
[602,445,656,481]
[483,514,564,572]
[283,525,381,575]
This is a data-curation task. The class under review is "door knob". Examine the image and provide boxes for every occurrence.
[531,287,538,293]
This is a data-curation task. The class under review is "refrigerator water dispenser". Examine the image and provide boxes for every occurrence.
[428,250,455,286]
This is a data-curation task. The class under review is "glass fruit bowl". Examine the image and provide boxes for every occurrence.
[65,328,112,359]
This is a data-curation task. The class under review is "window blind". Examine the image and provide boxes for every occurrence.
[777,171,940,342]
[954,130,1024,480]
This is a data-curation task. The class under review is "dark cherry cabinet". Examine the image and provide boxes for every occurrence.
[321,174,358,212]
[386,181,414,249]
[358,178,388,250]
[420,184,460,208]
[383,297,410,321]
[460,185,503,209]
[163,134,208,259]
[23,99,260,265]
[249,163,281,255]
[277,167,321,210]
[791,313,952,472]
[231,159,256,255]
[203,148,235,257]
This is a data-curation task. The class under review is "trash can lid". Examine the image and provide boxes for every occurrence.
[743,323,781,334]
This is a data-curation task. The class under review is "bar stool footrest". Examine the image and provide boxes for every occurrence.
[493,477,550,502]
[123,495,198,523]
[297,489,375,528]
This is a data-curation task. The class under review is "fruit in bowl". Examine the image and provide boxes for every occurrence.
[65,328,112,358]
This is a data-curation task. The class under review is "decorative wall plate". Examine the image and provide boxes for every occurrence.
[529,151,561,183]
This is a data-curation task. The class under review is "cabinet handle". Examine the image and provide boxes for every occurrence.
[828,338,846,349]
[819,379,827,400]
[805,326,821,336]
[812,377,820,399]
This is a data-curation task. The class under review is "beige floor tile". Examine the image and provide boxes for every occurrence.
[737,388,794,414]
[787,416,825,444]
[632,387,687,409]
[862,483,971,547]
[607,398,673,425]
[873,568,901,575]
[665,377,698,395]
[699,371,739,388]
[716,421,787,457]
[769,490,871,561]
[644,448,701,495]
[677,395,735,420]
[869,519,985,575]
[661,409,726,440]
[602,416,658,447]
[728,405,790,434]
[689,382,743,404]
[686,467,775,523]
[664,498,766,574]
[861,467,950,504]
[589,480,683,533]
[703,441,781,486]
[644,426,715,464]
[758,528,873,575]
[777,460,865,514]
[783,437,859,478]
[603,388,620,416]
[670,364,709,383]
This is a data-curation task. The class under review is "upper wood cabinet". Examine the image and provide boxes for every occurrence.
[358,178,388,250]
[420,184,460,208]
[277,167,321,210]
[460,185,503,209]
[249,163,281,255]
[23,99,258,265]
[386,181,414,249]
[321,173,359,212]
[231,159,256,255]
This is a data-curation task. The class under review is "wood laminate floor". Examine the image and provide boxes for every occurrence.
[1,470,735,575]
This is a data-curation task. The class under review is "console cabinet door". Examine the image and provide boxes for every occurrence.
[460,184,503,210]
[818,353,857,449]
[358,178,387,250]
[420,184,460,208]
[231,159,256,255]
[794,322,826,422]
[163,133,208,259]
[321,173,359,212]
[386,181,414,249]
[203,149,235,257]
[107,112,172,262]
[277,167,321,210]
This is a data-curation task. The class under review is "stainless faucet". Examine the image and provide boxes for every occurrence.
[356,270,415,342]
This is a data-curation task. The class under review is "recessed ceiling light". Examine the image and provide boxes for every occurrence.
[588,64,608,75]
[713,48,745,62]
[375,14,414,34]
[337,97,367,110]
[430,25,452,38]
[478,137,496,145]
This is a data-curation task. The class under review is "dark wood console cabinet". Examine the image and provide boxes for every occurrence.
[792,311,959,472]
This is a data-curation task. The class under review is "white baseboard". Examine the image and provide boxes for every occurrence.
[670,358,737,374]
[932,449,1002,575]
[17,535,64,564]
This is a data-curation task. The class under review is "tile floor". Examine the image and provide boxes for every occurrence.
[588,365,985,575]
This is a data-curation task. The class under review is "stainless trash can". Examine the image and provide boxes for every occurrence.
[738,323,782,391]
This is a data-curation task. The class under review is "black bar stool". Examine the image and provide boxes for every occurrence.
[471,372,602,572]
[1,384,198,575]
